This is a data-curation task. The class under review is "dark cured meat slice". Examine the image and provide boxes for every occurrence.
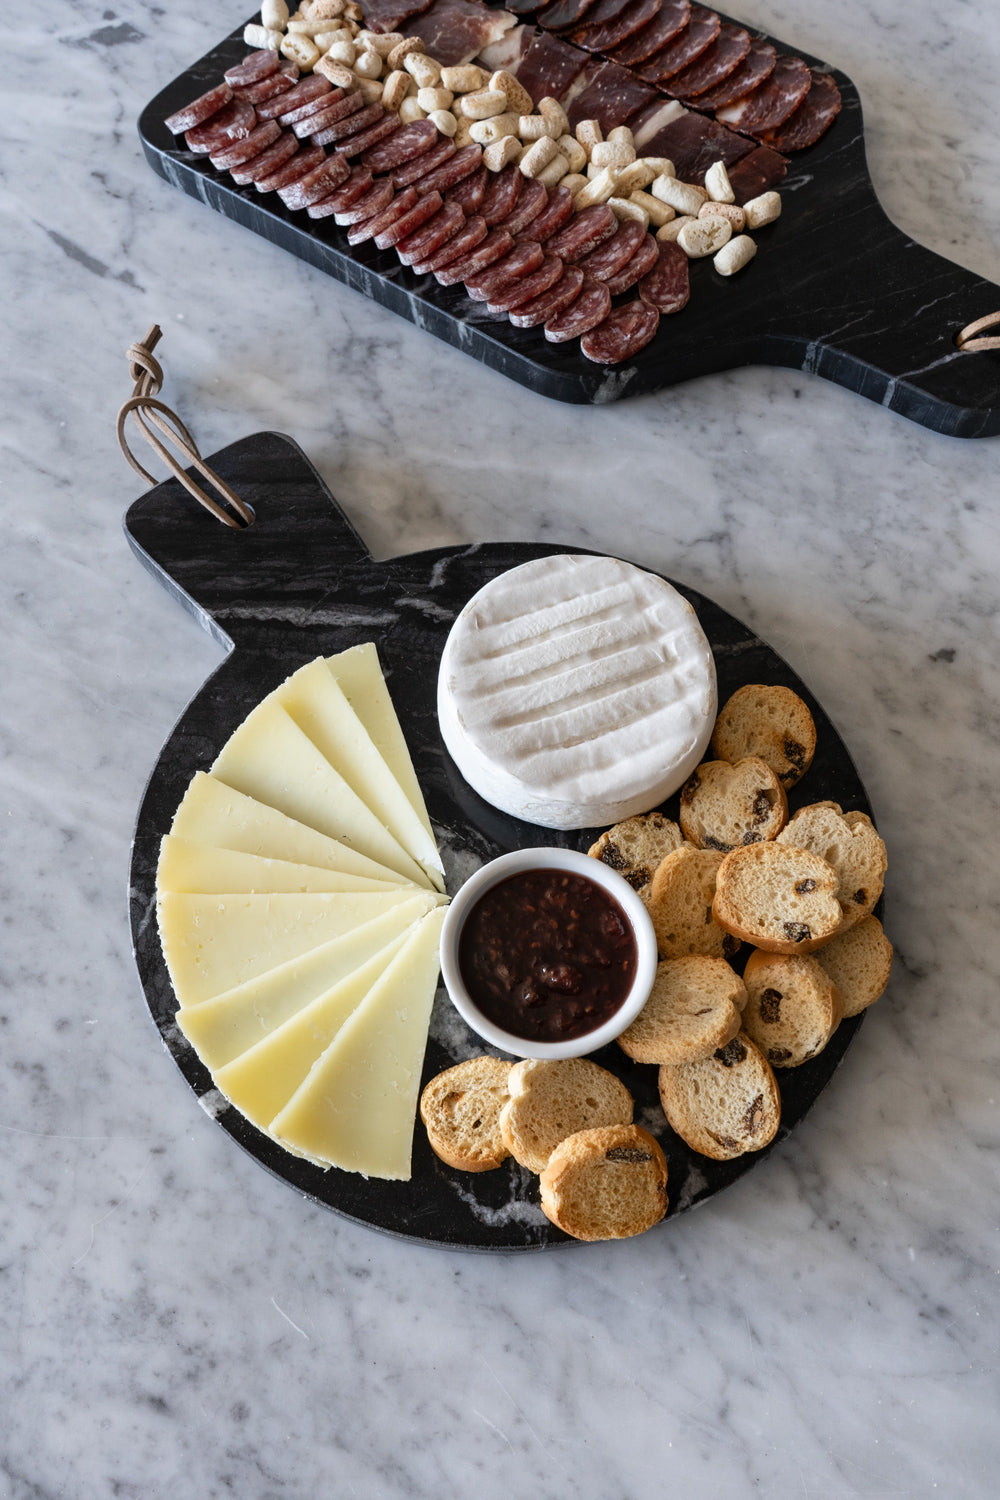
[231,66,299,107]
[758,70,842,152]
[185,97,256,153]
[360,118,439,173]
[211,119,282,171]
[509,263,584,326]
[279,152,351,209]
[347,186,416,245]
[514,30,591,105]
[224,51,280,89]
[326,103,388,146]
[392,137,455,188]
[231,129,299,185]
[693,38,775,111]
[435,226,514,284]
[375,189,444,248]
[581,299,660,364]
[308,92,368,143]
[409,142,482,192]
[333,177,394,223]
[481,165,522,226]
[544,277,611,341]
[574,217,646,281]
[337,111,402,157]
[528,184,575,242]
[641,111,756,180]
[505,0,543,13]
[402,0,517,67]
[565,60,659,132]
[362,0,436,31]
[535,0,600,33]
[487,253,564,312]
[726,145,787,204]
[635,6,720,85]
[165,81,232,135]
[629,98,686,151]
[396,200,465,263]
[465,240,545,300]
[445,165,487,213]
[283,88,345,131]
[669,23,750,102]
[493,176,548,235]
[255,141,325,193]
[415,213,487,273]
[602,231,659,294]
[637,239,690,313]
[571,0,661,56]
[257,74,330,121]
[545,203,616,262]
[307,167,374,217]
[610,0,689,66]
[717,54,811,135]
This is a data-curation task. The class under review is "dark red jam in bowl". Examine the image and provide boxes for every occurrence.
[457,867,638,1043]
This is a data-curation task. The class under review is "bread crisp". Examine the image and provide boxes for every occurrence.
[645,845,741,961]
[711,683,817,788]
[539,1125,669,1241]
[679,757,788,851]
[813,915,893,1018]
[776,803,887,932]
[617,955,745,1065]
[499,1057,633,1174]
[712,841,841,953]
[741,949,843,1067]
[588,811,686,892]
[420,1056,512,1172]
[658,1033,780,1160]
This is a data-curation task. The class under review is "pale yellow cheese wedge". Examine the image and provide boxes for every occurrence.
[156,835,406,896]
[211,699,430,888]
[158,889,439,1006]
[276,658,445,891]
[270,905,447,1179]
[169,772,408,885]
[212,927,418,1131]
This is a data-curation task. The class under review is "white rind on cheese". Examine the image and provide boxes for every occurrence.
[269,906,447,1179]
[157,835,407,896]
[437,554,717,829]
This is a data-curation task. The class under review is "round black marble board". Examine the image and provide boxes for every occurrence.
[127,431,877,1251]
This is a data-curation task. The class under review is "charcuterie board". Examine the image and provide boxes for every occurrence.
[127,430,878,1250]
[138,12,1000,434]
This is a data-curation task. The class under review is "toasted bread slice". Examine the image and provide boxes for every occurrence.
[712,841,841,954]
[588,811,686,893]
[499,1057,634,1175]
[679,757,788,852]
[420,1056,513,1172]
[711,683,816,788]
[741,949,843,1067]
[539,1124,669,1241]
[813,915,893,1018]
[645,845,741,961]
[617,955,744,1065]
[658,1033,780,1160]
[776,803,887,931]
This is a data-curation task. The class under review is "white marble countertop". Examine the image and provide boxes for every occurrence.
[4,1,999,1494]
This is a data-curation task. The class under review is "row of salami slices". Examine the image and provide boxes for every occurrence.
[362,0,842,158]
[166,48,693,365]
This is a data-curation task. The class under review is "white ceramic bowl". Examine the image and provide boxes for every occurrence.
[439,847,658,1060]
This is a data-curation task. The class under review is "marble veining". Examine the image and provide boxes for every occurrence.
[3,0,1000,1495]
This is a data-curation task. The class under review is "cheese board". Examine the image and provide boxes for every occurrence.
[137,10,1000,434]
[127,430,878,1250]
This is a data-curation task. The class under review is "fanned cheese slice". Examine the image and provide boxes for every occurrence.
[175,901,433,1066]
[158,889,438,1006]
[156,835,406,896]
[211,699,430,889]
[274,657,445,891]
[212,927,418,1132]
[169,772,408,885]
[270,906,446,1180]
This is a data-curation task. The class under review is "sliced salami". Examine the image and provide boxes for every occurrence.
[224,51,281,89]
[257,73,330,121]
[717,54,811,136]
[255,141,325,194]
[335,108,399,157]
[416,213,487,273]
[545,203,617,263]
[636,239,691,314]
[544,277,612,342]
[231,66,299,107]
[307,167,374,218]
[333,176,394,224]
[602,232,659,295]
[528,184,575,243]
[693,38,776,110]
[465,240,545,300]
[347,186,416,245]
[435,226,514,284]
[281,87,344,131]
[278,152,351,209]
[445,165,488,214]
[360,118,439,173]
[570,0,660,55]
[184,97,256,154]
[758,70,842,152]
[575,217,647,282]
[396,200,466,264]
[210,119,282,172]
[509,263,584,327]
[580,299,660,364]
[307,91,368,143]
[375,189,444,248]
[408,142,482,192]
[635,6,721,86]
[481,166,522,226]
[493,176,548,236]
[669,23,751,101]
[392,137,455,188]
[165,81,233,135]
[486,253,563,313]
[610,0,690,66]
[312,99,382,145]
[231,128,298,185]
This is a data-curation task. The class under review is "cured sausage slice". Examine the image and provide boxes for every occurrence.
[257,74,330,121]
[231,128,299,185]
[575,217,647,282]
[669,22,751,102]
[232,65,299,106]
[332,176,394,224]
[409,143,483,193]
[414,213,488,273]
[335,107,399,156]
[580,299,660,364]
[375,189,444,248]
[392,137,456,188]
[301,98,379,144]
[481,166,522,226]
[486,253,564,313]
[545,204,617,263]
[717,54,811,135]
[307,167,374,218]
[435,226,514,284]
[602,232,659,295]
[282,87,346,131]
[210,119,282,172]
[278,151,351,209]
[492,176,548,236]
[184,97,256,153]
[508,263,584,327]
[528,185,575,243]
[758,70,842,152]
[396,200,465,264]
[224,51,281,89]
[610,0,690,66]
[254,142,325,194]
[634,6,720,86]
[445,165,488,214]
[544,277,611,342]
[465,240,545,300]
[165,82,232,135]
[360,118,439,173]
[306,91,367,143]
[693,38,775,110]
[636,240,690,313]
[347,186,417,245]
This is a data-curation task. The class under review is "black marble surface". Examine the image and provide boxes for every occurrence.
[126,431,877,1251]
[137,15,1000,434]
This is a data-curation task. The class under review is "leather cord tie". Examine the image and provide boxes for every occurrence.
[956,312,1000,353]
[117,325,253,528]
